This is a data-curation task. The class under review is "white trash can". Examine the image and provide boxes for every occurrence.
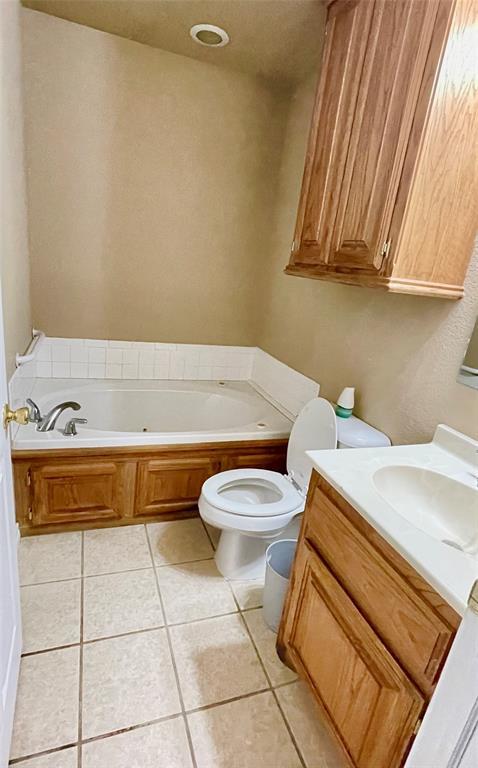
[262,539,297,633]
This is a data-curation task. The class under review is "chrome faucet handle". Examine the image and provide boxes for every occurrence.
[26,398,42,424]
[63,417,88,436]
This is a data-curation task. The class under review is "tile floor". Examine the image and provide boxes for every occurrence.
[12,518,344,767]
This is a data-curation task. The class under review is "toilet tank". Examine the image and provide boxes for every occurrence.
[336,415,391,449]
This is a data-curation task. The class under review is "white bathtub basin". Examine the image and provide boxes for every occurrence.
[13,379,293,450]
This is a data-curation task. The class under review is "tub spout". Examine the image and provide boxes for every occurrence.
[37,401,81,432]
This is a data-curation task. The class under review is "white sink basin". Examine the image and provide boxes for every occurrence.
[373,465,478,556]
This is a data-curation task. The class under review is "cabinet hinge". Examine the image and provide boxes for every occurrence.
[380,240,391,259]
[291,239,297,253]
[27,506,33,522]
[26,469,31,486]
[413,718,422,736]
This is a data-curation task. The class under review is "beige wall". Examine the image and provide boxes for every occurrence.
[257,78,478,445]
[21,8,478,445]
[1,0,31,378]
[22,9,283,345]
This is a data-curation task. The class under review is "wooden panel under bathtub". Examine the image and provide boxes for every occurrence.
[12,439,288,535]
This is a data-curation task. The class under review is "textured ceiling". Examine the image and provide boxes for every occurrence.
[22,0,326,87]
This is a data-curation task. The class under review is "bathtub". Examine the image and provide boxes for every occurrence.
[13,379,293,450]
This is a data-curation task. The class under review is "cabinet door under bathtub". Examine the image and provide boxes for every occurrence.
[26,460,136,528]
[134,456,221,517]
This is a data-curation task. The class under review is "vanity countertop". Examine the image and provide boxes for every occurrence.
[307,425,478,616]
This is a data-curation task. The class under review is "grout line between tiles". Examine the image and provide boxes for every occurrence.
[144,524,199,768]
[19,601,266,659]
[9,742,78,765]
[233,594,307,768]
[20,574,83,588]
[79,712,186,746]
[20,556,216,590]
[78,531,84,768]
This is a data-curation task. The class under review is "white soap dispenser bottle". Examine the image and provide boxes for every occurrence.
[335,387,355,418]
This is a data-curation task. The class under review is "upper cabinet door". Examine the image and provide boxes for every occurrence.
[291,0,441,273]
[292,0,375,267]
[328,0,440,272]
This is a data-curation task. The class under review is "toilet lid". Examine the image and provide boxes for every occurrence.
[286,398,337,492]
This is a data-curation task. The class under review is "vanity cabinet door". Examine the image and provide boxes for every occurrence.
[286,540,424,768]
[31,461,132,526]
[135,456,221,516]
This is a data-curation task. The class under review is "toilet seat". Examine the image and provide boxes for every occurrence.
[201,468,303,518]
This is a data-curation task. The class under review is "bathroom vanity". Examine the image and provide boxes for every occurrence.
[278,426,478,767]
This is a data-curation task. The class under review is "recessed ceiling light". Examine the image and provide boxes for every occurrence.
[190,23,230,48]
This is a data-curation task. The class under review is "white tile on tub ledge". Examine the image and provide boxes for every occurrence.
[51,344,70,362]
[52,362,71,378]
[108,339,133,348]
[85,338,108,347]
[88,346,106,363]
[139,365,154,379]
[36,341,51,361]
[122,363,138,378]
[198,365,212,380]
[170,359,185,379]
[153,364,170,379]
[70,344,88,362]
[139,349,155,366]
[106,363,122,379]
[71,362,88,378]
[36,361,52,377]
[133,341,155,349]
[88,363,105,378]
[122,349,139,365]
[106,348,123,364]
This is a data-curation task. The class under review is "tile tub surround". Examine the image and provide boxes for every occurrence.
[9,336,319,421]
[11,518,345,767]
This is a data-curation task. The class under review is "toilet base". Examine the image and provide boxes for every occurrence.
[215,530,271,580]
[214,516,303,581]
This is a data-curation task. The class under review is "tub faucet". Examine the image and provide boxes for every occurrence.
[37,401,81,432]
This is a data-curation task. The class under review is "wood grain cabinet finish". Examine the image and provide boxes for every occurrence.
[13,439,287,535]
[30,461,133,527]
[287,0,478,299]
[288,541,424,768]
[135,456,221,517]
[278,471,460,767]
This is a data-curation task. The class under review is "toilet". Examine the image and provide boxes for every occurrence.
[199,397,391,580]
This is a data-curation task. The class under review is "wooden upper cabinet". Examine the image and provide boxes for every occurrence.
[287,0,478,298]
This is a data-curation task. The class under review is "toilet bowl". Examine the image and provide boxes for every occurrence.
[199,397,337,579]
